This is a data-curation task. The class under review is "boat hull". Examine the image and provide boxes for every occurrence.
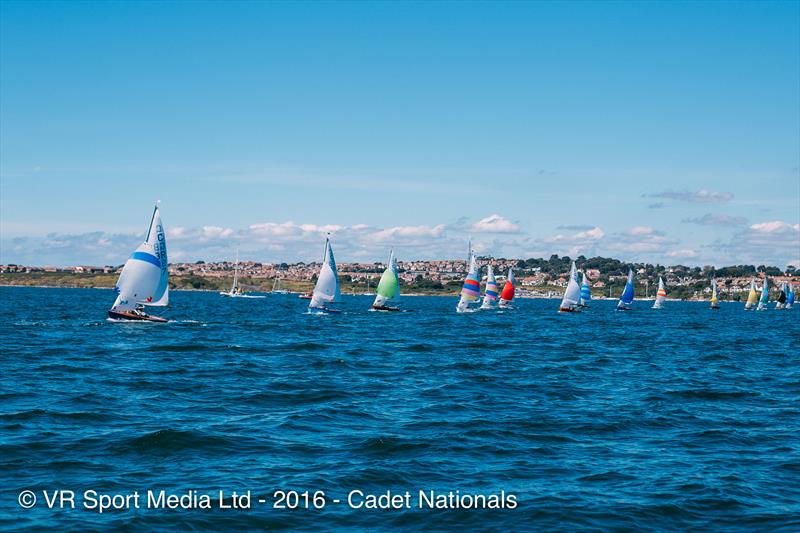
[371,305,400,312]
[108,310,168,323]
[308,306,340,314]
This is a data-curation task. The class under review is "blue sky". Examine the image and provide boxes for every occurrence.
[1,1,798,266]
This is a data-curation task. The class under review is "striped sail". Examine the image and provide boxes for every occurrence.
[499,267,515,307]
[744,278,758,310]
[309,237,340,309]
[559,261,581,312]
[756,277,768,311]
[457,246,480,312]
[617,269,635,309]
[652,277,666,309]
[579,272,591,306]
[373,249,399,308]
[111,205,169,312]
[480,264,499,309]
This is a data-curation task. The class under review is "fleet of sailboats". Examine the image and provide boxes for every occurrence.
[108,204,170,322]
[104,211,797,319]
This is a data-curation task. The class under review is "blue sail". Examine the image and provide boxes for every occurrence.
[580,274,591,302]
[618,269,635,307]
[620,282,635,304]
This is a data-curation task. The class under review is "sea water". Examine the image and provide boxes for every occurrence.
[1,287,798,531]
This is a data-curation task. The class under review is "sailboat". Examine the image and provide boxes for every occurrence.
[456,242,481,313]
[652,277,666,309]
[308,236,341,313]
[108,204,169,322]
[775,282,787,309]
[498,267,515,308]
[220,251,265,298]
[578,271,591,307]
[756,277,769,311]
[744,278,758,310]
[617,269,635,311]
[710,278,720,309]
[787,283,795,310]
[480,264,499,310]
[558,261,582,313]
[372,249,400,311]
[271,278,290,295]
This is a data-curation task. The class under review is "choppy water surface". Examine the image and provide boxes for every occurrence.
[1,287,798,531]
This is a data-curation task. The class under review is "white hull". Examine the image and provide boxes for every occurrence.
[220,291,265,299]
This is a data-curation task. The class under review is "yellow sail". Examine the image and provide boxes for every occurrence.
[746,289,758,305]
[710,279,719,307]
[745,279,758,310]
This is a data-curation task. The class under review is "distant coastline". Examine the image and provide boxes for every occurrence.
[2,270,794,302]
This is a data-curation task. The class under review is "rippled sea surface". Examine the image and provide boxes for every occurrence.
[1,286,799,531]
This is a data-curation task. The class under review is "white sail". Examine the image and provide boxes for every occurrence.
[230,250,239,293]
[480,264,498,309]
[652,277,666,309]
[559,261,581,311]
[111,205,169,312]
[309,237,340,309]
[756,277,769,311]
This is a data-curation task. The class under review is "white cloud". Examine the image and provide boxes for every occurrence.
[574,227,605,240]
[647,189,733,203]
[471,214,520,234]
[366,224,446,242]
[629,226,655,235]
[606,226,677,255]
[201,226,234,239]
[703,220,799,267]
[666,249,699,259]
[749,221,800,233]
[682,213,747,226]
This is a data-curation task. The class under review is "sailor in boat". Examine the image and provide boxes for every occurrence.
[371,303,400,312]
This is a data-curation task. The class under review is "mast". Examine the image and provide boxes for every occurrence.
[145,203,159,242]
